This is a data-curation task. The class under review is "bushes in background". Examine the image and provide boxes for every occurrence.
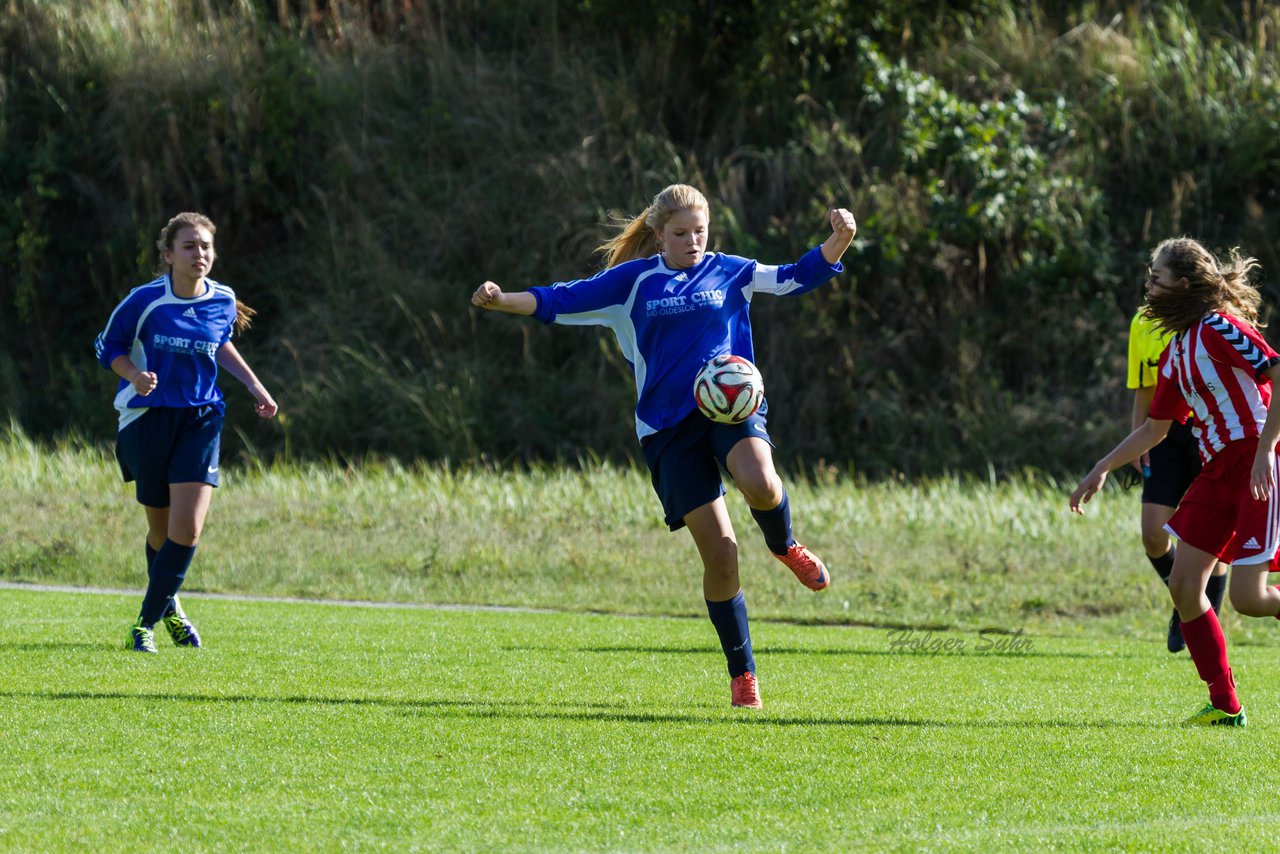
[3,0,1279,476]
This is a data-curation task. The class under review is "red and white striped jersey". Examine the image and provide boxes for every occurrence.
[1151,313,1280,462]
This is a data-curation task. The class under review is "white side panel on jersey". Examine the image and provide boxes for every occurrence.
[114,338,150,430]
[551,267,663,439]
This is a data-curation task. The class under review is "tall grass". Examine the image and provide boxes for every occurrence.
[6,426,1264,646]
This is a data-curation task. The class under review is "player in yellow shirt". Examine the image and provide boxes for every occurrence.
[1127,309,1228,652]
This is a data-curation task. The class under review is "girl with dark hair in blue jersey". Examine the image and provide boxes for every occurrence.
[95,212,278,653]
[471,184,856,708]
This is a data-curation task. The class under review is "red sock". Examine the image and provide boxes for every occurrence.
[1180,610,1240,714]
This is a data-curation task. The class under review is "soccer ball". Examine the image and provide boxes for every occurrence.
[693,355,764,424]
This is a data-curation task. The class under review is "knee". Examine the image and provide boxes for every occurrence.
[1167,573,1202,608]
[737,473,783,510]
[1140,530,1170,558]
[1229,587,1271,618]
[700,538,739,584]
[167,524,202,547]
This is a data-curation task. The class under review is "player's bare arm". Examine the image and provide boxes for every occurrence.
[1070,417,1172,513]
[1249,362,1280,499]
[216,342,279,418]
[1130,384,1157,474]
[471,281,537,316]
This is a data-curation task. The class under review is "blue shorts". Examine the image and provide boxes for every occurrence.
[641,406,775,532]
[115,406,223,508]
[1143,419,1201,509]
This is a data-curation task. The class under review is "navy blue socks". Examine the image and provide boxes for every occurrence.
[750,490,794,557]
[1205,572,1226,615]
[1147,547,1175,584]
[706,591,754,678]
[139,539,197,627]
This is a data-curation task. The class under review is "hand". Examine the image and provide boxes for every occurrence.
[829,208,857,239]
[131,371,158,396]
[472,281,503,310]
[253,389,279,419]
[1069,466,1108,514]
[1251,446,1276,500]
[1129,452,1151,478]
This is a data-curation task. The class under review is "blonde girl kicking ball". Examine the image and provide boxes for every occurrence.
[472,184,856,708]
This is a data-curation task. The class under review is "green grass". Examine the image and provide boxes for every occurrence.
[3,428,1273,645]
[3,586,1280,850]
[7,432,1280,848]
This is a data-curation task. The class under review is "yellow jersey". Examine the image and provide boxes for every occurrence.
[1127,310,1173,390]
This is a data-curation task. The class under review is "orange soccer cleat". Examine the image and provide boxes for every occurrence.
[730,672,762,709]
[774,542,830,591]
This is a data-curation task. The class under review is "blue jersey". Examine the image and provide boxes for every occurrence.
[529,245,842,439]
[94,274,238,430]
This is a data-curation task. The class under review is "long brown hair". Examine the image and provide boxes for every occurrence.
[1143,237,1263,334]
[157,212,256,334]
[596,184,710,268]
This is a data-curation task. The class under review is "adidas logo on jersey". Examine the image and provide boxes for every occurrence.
[183,308,197,318]
[1242,536,1262,550]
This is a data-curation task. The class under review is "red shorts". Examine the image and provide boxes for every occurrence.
[1166,437,1280,568]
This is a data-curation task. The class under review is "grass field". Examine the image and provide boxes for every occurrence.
[10,428,1280,644]
[3,586,1280,851]
[7,432,1280,849]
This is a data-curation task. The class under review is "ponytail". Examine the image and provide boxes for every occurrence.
[597,207,660,268]
[233,300,256,334]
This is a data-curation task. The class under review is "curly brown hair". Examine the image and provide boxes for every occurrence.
[1142,237,1262,334]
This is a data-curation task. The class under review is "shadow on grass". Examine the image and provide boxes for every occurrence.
[0,689,1169,729]
[0,641,118,651]
[505,644,1145,661]
[0,639,1150,662]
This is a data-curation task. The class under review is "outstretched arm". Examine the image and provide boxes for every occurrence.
[216,341,278,418]
[820,208,857,265]
[471,282,536,316]
[1069,417,1171,513]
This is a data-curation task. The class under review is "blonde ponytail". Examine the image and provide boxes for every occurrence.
[233,300,256,333]
[597,207,660,268]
